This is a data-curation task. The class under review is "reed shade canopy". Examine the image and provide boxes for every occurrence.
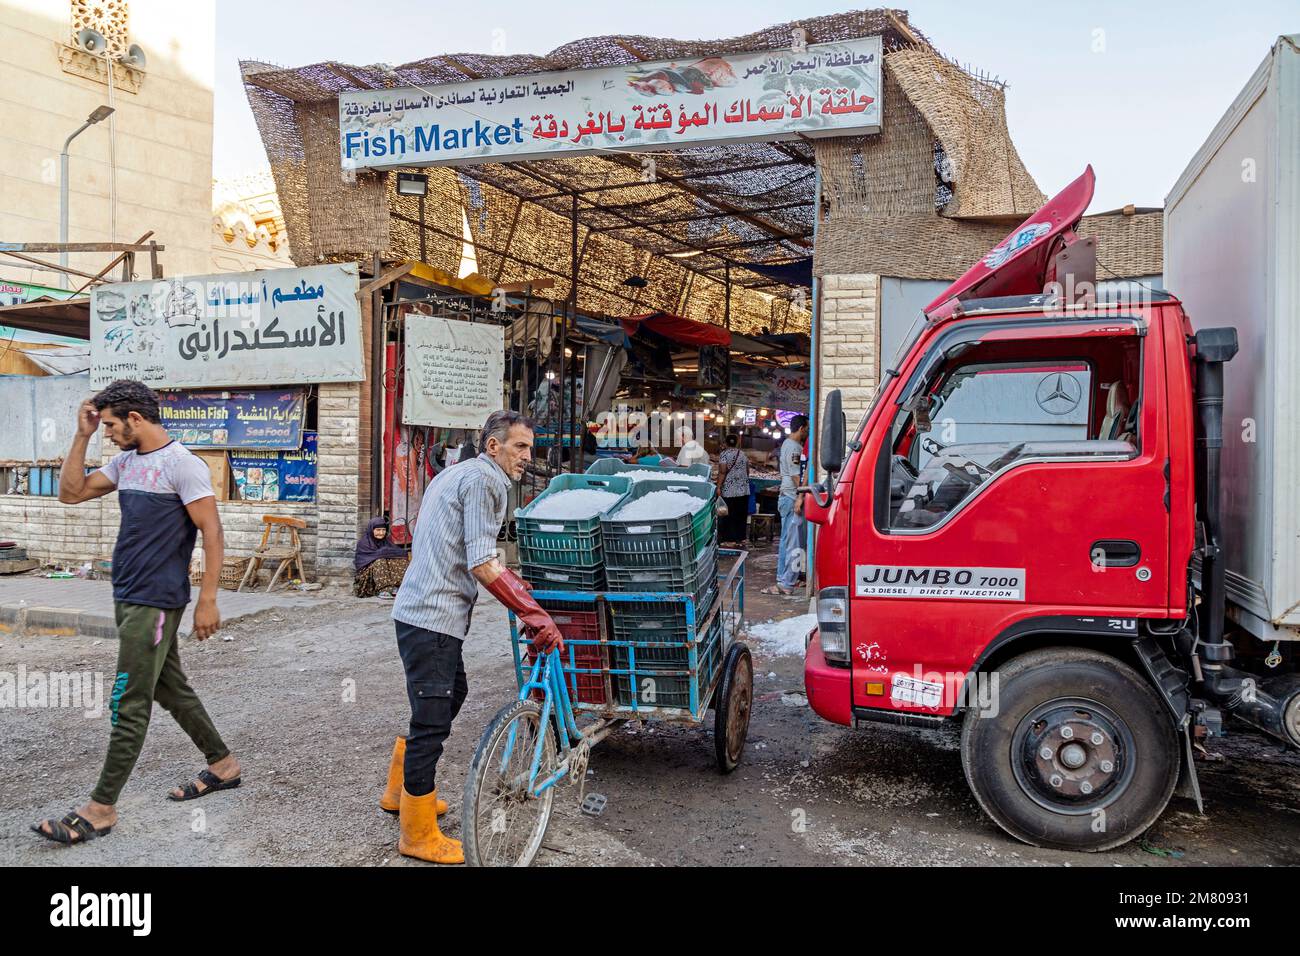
[242,10,1160,334]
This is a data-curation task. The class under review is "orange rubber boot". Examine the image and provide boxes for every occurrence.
[398,787,464,864]
[381,737,446,815]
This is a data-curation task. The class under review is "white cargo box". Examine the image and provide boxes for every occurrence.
[1165,35,1300,641]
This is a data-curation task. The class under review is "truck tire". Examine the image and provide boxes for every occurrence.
[960,646,1178,851]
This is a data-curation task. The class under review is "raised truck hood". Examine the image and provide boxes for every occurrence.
[925,165,1096,318]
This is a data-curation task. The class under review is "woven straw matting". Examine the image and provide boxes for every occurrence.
[243,10,1072,328]
[1078,210,1163,279]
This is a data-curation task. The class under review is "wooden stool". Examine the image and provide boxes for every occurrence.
[238,515,307,592]
[748,512,776,545]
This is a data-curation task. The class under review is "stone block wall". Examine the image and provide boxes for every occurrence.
[818,273,883,424]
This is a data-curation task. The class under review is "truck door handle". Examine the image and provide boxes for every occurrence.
[1090,539,1141,568]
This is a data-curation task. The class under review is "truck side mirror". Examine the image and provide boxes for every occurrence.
[820,389,845,474]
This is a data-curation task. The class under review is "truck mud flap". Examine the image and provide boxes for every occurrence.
[1132,635,1191,721]
[1178,722,1204,813]
[1132,635,1203,813]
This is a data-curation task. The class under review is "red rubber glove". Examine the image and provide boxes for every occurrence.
[485,567,565,655]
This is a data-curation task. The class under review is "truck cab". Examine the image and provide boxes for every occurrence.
[802,167,1299,851]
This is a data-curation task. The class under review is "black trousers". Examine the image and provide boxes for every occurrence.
[721,495,750,543]
[395,621,469,796]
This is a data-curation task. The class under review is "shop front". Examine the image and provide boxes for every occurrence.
[74,263,368,579]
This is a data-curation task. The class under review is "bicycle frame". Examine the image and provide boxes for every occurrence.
[506,650,587,798]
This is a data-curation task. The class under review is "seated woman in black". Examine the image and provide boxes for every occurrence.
[354,517,409,597]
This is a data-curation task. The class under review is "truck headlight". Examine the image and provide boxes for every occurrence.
[817,586,849,662]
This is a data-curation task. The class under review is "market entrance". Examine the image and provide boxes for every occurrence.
[244,21,892,536]
[242,10,1020,548]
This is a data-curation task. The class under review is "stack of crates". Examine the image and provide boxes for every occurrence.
[516,472,632,709]
[601,476,721,708]
[610,609,723,709]
[524,598,607,705]
[515,473,631,591]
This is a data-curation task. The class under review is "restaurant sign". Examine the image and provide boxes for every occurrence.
[90,264,364,388]
[158,388,306,450]
[340,36,881,169]
[231,431,319,502]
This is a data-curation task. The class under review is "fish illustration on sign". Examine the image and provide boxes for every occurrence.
[626,57,738,96]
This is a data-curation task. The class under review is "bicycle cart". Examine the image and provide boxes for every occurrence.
[462,548,750,867]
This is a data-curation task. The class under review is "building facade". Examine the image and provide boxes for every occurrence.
[0,0,216,285]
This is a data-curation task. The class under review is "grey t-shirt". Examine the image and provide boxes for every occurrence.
[779,437,803,498]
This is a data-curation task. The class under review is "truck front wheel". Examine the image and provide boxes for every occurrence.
[960,646,1178,852]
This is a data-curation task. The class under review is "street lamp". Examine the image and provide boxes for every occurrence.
[59,105,114,288]
[396,172,429,263]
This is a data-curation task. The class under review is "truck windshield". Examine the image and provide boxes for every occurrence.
[880,333,1141,531]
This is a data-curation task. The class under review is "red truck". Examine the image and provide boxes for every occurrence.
[801,166,1299,851]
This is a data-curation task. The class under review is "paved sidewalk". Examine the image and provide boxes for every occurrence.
[0,573,334,638]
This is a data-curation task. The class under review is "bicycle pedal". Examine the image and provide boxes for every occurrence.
[580,792,607,817]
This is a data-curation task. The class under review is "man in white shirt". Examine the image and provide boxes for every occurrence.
[675,427,709,468]
[763,415,808,595]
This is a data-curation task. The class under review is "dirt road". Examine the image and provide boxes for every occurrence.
[3,561,1298,867]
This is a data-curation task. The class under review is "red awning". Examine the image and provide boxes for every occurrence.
[621,312,731,347]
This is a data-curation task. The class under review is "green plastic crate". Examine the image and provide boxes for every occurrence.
[608,586,718,644]
[605,550,717,608]
[601,479,716,571]
[516,473,631,571]
[613,613,723,709]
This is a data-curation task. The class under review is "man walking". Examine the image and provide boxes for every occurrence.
[382,410,563,865]
[764,415,808,597]
[32,380,239,845]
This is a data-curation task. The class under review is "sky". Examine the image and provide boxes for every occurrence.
[214,0,1295,211]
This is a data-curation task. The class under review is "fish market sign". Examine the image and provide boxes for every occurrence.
[340,36,881,169]
[90,264,364,388]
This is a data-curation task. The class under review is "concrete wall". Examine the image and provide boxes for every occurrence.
[0,0,216,285]
[879,276,950,372]
[0,372,101,461]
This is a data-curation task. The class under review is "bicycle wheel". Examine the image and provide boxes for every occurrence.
[463,698,558,867]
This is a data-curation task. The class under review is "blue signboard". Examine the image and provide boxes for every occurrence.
[229,431,317,502]
[158,388,305,450]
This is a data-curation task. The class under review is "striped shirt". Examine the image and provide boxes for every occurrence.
[391,454,510,638]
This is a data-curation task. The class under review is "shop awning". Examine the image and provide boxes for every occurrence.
[0,297,91,340]
[621,312,731,348]
[574,316,632,348]
[12,344,91,375]
[742,258,813,289]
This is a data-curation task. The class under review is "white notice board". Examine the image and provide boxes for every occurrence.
[402,316,505,429]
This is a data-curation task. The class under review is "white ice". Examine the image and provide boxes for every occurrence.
[746,613,818,657]
[528,488,623,520]
[612,489,706,521]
